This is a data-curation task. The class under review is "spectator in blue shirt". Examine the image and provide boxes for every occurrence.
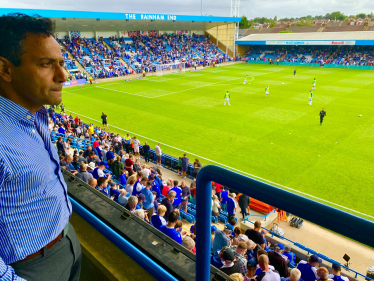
[151,205,167,230]
[96,177,111,198]
[132,177,148,196]
[227,193,237,222]
[212,223,233,252]
[159,211,186,244]
[141,181,155,221]
[119,170,128,186]
[58,123,66,134]
[170,180,182,209]
[297,255,322,281]
[221,186,229,212]
[283,244,296,266]
[328,264,349,281]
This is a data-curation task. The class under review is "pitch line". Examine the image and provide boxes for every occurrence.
[95,86,154,99]
[66,110,374,220]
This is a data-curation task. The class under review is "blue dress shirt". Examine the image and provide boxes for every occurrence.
[0,96,71,280]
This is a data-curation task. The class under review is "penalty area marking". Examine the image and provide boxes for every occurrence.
[66,109,374,220]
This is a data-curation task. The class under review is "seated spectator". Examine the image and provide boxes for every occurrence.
[182,236,196,253]
[234,242,249,276]
[71,155,80,171]
[134,209,148,222]
[281,268,301,281]
[255,254,281,281]
[119,169,128,186]
[125,178,136,195]
[125,195,138,214]
[109,182,120,200]
[261,230,271,251]
[124,154,134,173]
[76,163,93,183]
[229,273,246,281]
[283,245,296,266]
[151,205,167,230]
[132,177,148,196]
[212,223,234,252]
[137,193,145,209]
[141,164,151,178]
[60,155,78,175]
[229,227,242,246]
[297,255,322,281]
[95,177,110,197]
[328,264,349,281]
[220,247,241,275]
[162,180,172,197]
[87,161,96,172]
[268,243,290,278]
[87,150,99,163]
[93,162,110,179]
[159,211,186,244]
[88,178,97,188]
[161,190,176,221]
[118,189,129,206]
[317,267,332,281]
[77,150,86,164]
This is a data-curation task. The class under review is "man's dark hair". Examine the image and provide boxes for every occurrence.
[0,13,55,66]
[97,177,107,187]
[168,211,179,223]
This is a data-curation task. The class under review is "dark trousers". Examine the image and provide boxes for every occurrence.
[320,117,324,125]
[12,223,82,281]
[241,208,248,219]
[228,214,235,223]
[125,143,130,153]
[144,152,150,163]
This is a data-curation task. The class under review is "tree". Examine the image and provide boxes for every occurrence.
[269,19,276,28]
[274,15,277,21]
[329,11,346,21]
[296,19,314,26]
[356,13,366,19]
[239,16,250,29]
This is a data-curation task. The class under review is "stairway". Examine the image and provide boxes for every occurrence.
[60,43,91,78]
[101,40,136,73]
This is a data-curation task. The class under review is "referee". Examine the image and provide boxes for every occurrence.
[319,108,327,125]
[0,14,81,280]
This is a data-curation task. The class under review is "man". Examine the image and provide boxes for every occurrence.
[181,153,189,178]
[83,145,93,159]
[117,189,129,206]
[151,205,167,230]
[92,162,108,179]
[60,155,78,175]
[143,141,150,163]
[243,75,247,85]
[101,112,108,129]
[294,69,297,76]
[132,177,148,196]
[220,247,241,275]
[245,221,265,250]
[268,243,290,278]
[78,150,86,164]
[287,268,302,281]
[155,143,162,167]
[265,85,270,97]
[111,155,124,178]
[309,90,313,105]
[297,254,322,281]
[224,91,231,106]
[212,223,233,252]
[255,255,281,281]
[234,242,249,276]
[180,181,190,212]
[312,78,316,90]
[124,133,131,153]
[319,108,326,125]
[221,186,229,212]
[88,178,97,188]
[125,196,138,214]
[238,193,250,220]
[159,211,186,245]
[182,236,195,253]
[141,181,155,221]
[283,245,296,267]
[75,163,93,183]
[95,177,109,197]
[113,138,122,155]
[161,190,176,221]
[328,264,349,281]
[227,193,237,222]
[133,136,140,159]
[124,154,134,174]
[0,14,81,280]
[170,180,182,209]
[317,267,331,281]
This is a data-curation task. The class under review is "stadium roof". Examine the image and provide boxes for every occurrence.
[0,9,240,32]
[237,31,374,46]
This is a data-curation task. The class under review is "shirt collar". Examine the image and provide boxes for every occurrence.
[0,96,47,123]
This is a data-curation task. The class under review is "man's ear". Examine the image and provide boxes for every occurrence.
[0,57,13,83]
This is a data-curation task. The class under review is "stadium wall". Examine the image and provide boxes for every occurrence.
[206,23,235,51]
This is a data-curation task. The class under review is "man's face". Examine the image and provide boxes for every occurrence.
[10,33,66,109]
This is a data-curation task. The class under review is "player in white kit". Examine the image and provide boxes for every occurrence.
[243,75,247,84]
[309,90,313,105]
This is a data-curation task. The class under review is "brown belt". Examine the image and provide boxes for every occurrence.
[14,230,65,264]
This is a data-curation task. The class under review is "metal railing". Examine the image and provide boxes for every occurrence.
[196,165,374,281]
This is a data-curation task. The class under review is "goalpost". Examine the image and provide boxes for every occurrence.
[156,62,185,77]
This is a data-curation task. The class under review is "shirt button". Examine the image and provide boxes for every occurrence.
[26,115,31,119]
[31,129,35,133]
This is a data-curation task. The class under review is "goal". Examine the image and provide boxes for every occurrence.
[156,62,185,77]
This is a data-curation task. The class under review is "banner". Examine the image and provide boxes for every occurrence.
[266,40,356,46]
[63,79,87,87]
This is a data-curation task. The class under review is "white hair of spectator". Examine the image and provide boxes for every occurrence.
[168,190,176,198]
[247,239,256,249]
[213,195,218,200]
[290,268,301,281]
[229,273,245,281]
[134,209,145,220]
[182,236,195,252]
[128,195,138,205]
[120,189,127,196]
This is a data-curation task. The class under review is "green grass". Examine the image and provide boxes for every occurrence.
[62,63,374,220]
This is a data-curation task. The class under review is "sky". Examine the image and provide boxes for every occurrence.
[1,0,374,19]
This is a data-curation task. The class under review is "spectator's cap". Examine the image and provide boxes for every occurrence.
[110,182,116,187]
[224,223,234,232]
[148,174,155,180]
[138,194,145,202]
[332,263,341,270]
[223,248,234,262]
[88,162,96,169]
[310,254,322,263]
[151,170,157,175]
[276,243,285,250]
[238,234,249,242]
[211,225,217,232]
[98,161,106,167]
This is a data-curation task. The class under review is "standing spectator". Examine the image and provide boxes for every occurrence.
[170,180,182,209]
[132,177,148,196]
[119,170,128,186]
[238,194,250,220]
[124,133,131,153]
[221,186,229,212]
[141,164,151,178]
[57,136,64,155]
[92,162,109,180]
[76,164,93,183]
[161,190,176,221]
[78,150,86,164]
[159,211,186,244]
[88,123,95,138]
[283,245,296,267]
[101,112,108,129]
[143,141,150,162]
[125,178,136,195]
[212,223,234,252]
[133,136,140,159]
[111,155,124,178]
[329,264,349,281]
[245,221,265,250]
[155,142,162,167]
[63,139,71,156]
[118,189,129,206]
[296,255,322,281]
[162,180,172,197]
[175,157,182,175]
[227,193,237,222]
[180,181,190,212]
[83,145,93,158]
[268,243,290,278]
[106,147,115,166]
[212,195,221,217]
[181,153,189,178]
[151,205,167,230]
[113,139,122,155]
[125,154,134,174]
[214,182,222,200]
[193,158,202,179]
[141,181,155,221]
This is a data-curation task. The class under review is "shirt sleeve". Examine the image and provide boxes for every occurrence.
[0,259,27,281]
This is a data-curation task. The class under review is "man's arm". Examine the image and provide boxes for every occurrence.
[0,259,27,281]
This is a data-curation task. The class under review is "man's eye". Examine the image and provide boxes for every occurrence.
[41,62,51,67]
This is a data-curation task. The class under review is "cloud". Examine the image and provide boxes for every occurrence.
[1,0,373,18]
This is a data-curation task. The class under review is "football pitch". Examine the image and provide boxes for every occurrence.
[63,63,374,220]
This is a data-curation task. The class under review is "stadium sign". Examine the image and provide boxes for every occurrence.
[63,79,87,87]
[266,40,356,45]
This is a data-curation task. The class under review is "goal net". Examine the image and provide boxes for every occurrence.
[156,62,185,77]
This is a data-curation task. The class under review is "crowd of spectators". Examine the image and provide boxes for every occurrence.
[244,46,374,66]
